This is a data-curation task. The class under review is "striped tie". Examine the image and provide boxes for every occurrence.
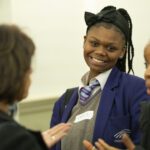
[79,79,100,105]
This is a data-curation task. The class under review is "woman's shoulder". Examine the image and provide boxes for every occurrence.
[0,121,46,150]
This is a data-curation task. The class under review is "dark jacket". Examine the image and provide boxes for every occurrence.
[0,110,48,150]
[134,101,150,150]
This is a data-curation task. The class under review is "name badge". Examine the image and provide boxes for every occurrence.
[74,111,94,123]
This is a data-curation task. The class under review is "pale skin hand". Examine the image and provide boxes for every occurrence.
[42,123,71,148]
[83,134,135,150]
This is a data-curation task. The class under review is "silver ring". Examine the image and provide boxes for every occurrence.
[92,146,97,150]
[51,135,56,140]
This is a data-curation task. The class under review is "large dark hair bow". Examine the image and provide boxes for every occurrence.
[84,6,129,41]
[85,8,116,27]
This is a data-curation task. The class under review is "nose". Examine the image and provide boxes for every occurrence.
[95,46,106,56]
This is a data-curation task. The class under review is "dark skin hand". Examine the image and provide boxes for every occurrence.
[83,133,135,150]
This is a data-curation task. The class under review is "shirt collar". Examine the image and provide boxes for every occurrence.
[80,69,112,90]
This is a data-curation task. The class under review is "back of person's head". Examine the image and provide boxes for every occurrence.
[84,5,134,73]
[0,24,35,104]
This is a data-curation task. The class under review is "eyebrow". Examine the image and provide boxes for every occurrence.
[88,36,119,45]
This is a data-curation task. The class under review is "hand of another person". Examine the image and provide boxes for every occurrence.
[83,139,119,150]
[83,134,135,150]
[42,123,71,148]
[121,134,135,150]
[95,139,119,150]
[83,140,95,150]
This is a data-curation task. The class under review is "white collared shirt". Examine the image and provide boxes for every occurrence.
[79,69,112,97]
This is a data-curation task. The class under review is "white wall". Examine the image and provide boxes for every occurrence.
[1,0,150,100]
[11,0,87,99]
[0,0,12,23]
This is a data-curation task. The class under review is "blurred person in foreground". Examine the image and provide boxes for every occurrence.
[0,24,71,150]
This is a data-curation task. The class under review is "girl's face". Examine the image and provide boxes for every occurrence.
[144,44,150,95]
[83,25,125,78]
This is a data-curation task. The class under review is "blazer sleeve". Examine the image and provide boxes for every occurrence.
[50,93,66,127]
[50,93,67,150]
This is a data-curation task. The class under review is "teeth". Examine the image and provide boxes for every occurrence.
[92,57,104,63]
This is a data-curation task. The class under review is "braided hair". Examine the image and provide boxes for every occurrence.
[85,6,134,73]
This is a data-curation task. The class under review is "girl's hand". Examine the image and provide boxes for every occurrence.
[83,134,135,150]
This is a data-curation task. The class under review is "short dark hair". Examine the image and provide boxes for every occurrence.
[0,24,35,104]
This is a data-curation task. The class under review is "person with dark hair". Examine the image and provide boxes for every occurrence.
[83,42,150,150]
[50,5,150,150]
[0,24,71,150]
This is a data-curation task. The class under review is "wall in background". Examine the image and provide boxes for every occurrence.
[0,0,150,100]
[18,97,56,131]
[11,0,86,99]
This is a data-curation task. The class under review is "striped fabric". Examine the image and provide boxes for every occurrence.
[79,80,100,105]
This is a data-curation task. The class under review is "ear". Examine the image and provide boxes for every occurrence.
[83,35,87,48]
[84,35,86,43]
[120,46,126,59]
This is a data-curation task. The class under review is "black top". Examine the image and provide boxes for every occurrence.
[139,101,150,150]
[0,111,48,150]
[134,101,150,150]
[134,146,145,150]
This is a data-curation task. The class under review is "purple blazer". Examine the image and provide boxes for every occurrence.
[50,67,150,150]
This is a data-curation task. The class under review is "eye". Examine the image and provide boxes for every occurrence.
[144,62,147,68]
[144,62,150,68]
[90,40,99,47]
[106,45,117,52]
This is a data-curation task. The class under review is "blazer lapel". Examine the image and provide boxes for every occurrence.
[93,67,122,142]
